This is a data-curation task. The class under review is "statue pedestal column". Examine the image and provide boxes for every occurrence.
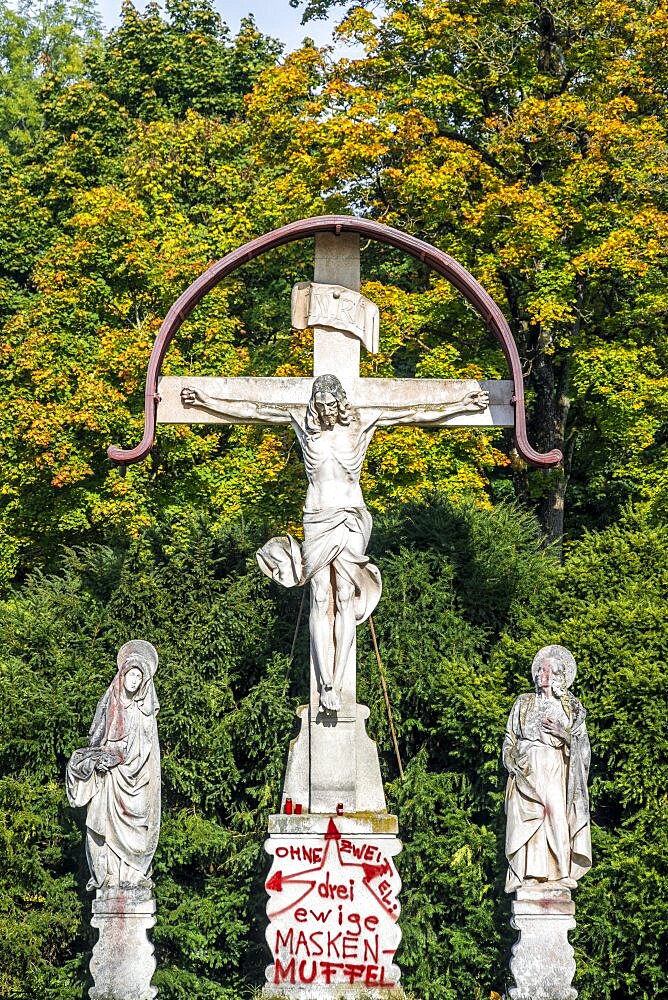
[90,887,157,1000]
[281,702,387,816]
[509,885,577,1000]
[263,813,403,999]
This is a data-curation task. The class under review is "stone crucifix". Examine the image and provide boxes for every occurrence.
[157,235,514,721]
[108,219,559,993]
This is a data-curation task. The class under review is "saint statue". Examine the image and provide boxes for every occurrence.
[502,645,591,892]
[181,374,488,712]
[66,640,161,891]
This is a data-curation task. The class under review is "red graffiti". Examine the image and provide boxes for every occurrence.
[266,820,398,921]
[273,957,396,987]
[266,819,401,989]
[325,818,341,840]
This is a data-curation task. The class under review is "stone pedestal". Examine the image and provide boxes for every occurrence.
[263,813,403,999]
[281,703,387,816]
[509,886,577,1000]
[90,887,157,1000]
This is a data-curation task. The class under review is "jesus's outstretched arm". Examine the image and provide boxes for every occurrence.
[180,386,295,425]
[372,388,490,427]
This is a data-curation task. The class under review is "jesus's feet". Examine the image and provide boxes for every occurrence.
[320,685,341,713]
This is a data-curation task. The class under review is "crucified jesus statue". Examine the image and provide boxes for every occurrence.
[181,373,488,712]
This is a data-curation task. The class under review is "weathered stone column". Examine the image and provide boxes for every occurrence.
[509,885,577,1000]
[89,887,157,1000]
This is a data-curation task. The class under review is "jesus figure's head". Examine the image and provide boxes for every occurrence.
[305,374,352,433]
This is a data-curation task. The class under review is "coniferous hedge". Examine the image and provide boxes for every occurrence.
[1,500,666,999]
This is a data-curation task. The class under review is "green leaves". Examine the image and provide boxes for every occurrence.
[0,503,667,997]
[85,0,281,123]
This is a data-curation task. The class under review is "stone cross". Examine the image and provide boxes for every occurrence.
[157,234,513,813]
[158,236,513,435]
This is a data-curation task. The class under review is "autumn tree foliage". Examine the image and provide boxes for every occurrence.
[0,0,318,585]
[280,0,668,544]
[3,0,667,584]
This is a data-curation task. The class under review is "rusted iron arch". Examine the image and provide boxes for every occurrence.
[107,214,562,468]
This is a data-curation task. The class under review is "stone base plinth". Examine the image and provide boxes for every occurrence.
[509,885,577,1000]
[264,814,403,999]
[90,887,157,1000]
[263,985,404,999]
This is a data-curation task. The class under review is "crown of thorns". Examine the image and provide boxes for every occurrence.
[311,374,347,401]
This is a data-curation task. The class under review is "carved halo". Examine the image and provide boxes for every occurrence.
[531,644,577,689]
[117,639,159,678]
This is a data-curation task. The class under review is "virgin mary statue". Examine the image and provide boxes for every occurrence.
[66,640,160,891]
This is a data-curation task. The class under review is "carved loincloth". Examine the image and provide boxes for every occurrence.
[256,506,382,624]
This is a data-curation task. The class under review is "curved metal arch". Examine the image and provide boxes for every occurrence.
[108,214,562,468]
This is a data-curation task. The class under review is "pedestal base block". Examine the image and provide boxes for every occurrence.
[262,985,404,1000]
[90,887,157,1000]
[282,704,387,815]
[264,814,403,999]
[509,886,577,1000]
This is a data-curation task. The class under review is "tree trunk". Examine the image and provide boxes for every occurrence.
[501,275,580,558]
[532,344,572,558]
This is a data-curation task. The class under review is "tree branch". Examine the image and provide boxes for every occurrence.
[437,128,514,180]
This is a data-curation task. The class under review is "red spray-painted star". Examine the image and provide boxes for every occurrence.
[266,819,400,922]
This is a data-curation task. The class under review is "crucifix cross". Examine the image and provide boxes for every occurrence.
[157,235,513,807]
[107,214,561,816]
[157,234,513,710]
[108,214,559,813]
